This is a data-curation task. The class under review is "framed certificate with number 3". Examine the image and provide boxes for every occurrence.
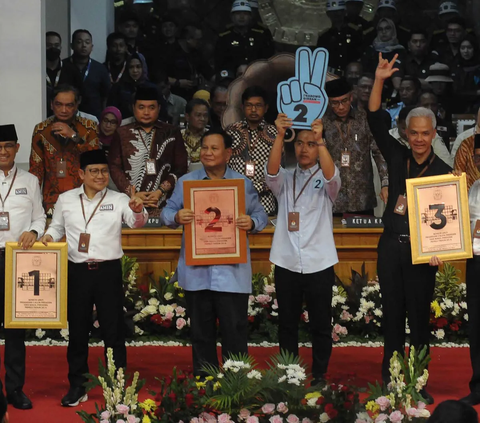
[183,179,247,266]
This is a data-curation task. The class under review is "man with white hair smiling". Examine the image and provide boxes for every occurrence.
[367,53,452,405]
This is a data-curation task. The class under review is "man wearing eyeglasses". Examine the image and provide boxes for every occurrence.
[40,149,147,407]
[323,77,388,215]
[29,84,100,217]
[0,125,46,410]
[226,86,278,215]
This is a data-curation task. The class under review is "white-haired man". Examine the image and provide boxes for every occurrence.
[367,53,452,404]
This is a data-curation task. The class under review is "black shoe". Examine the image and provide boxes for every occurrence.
[460,392,480,406]
[61,387,87,407]
[420,388,434,405]
[7,390,32,410]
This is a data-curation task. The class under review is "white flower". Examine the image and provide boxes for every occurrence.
[132,313,143,322]
[35,329,46,339]
[434,329,445,340]
[60,328,69,340]
[164,292,174,301]
[373,309,383,317]
[142,305,158,315]
[149,289,156,294]
[465,313,469,321]
[247,370,262,380]
[271,311,278,317]
[217,373,224,379]
[460,301,468,309]
[306,398,318,407]
[278,375,287,383]
[134,325,144,335]
[148,298,160,306]
[319,413,330,422]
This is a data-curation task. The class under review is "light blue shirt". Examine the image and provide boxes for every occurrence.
[387,102,404,128]
[265,163,341,274]
[161,166,268,293]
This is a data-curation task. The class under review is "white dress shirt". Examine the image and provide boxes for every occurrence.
[46,185,148,262]
[265,163,341,274]
[469,179,480,255]
[0,165,46,248]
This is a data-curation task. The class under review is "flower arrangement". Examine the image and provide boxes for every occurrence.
[356,346,431,422]
[77,348,145,423]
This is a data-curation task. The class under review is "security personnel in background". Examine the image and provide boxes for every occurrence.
[431,1,461,51]
[373,0,410,48]
[344,0,374,43]
[214,1,274,75]
[41,149,147,407]
[0,125,46,410]
[316,0,363,76]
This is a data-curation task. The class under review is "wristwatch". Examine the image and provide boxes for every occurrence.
[30,230,38,237]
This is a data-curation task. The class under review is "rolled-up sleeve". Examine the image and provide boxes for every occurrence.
[264,164,285,198]
[324,166,341,203]
[121,195,148,228]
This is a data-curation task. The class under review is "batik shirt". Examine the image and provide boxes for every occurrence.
[29,115,99,215]
[323,108,388,213]
[226,119,278,214]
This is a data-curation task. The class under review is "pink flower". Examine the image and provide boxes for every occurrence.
[199,412,217,423]
[389,411,404,423]
[406,408,417,417]
[190,419,199,423]
[249,295,255,303]
[302,311,309,323]
[340,310,353,321]
[375,396,391,411]
[238,409,251,420]
[165,311,175,320]
[417,402,426,410]
[247,417,259,423]
[116,404,130,416]
[100,420,109,423]
[272,299,278,309]
[127,416,139,423]
[175,306,186,316]
[356,420,368,423]
[375,415,389,422]
[176,318,187,330]
[333,324,347,335]
[100,411,111,420]
[262,403,276,414]
[269,416,283,423]
[365,315,372,323]
[218,413,232,423]
[301,419,312,423]
[256,294,272,304]
[264,284,275,294]
[332,332,340,342]
[286,415,299,423]
[277,402,289,413]
[117,420,126,423]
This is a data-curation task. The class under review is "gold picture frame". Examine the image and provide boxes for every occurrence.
[183,179,247,266]
[406,173,472,265]
[5,242,68,329]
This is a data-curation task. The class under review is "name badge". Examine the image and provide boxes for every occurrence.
[0,212,10,231]
[341,151,351,168]
[394,195,407,215]
[146,159,157,176]
[78,233,91,253]
[288,211,299,232]
[245,160,255,177]
[15,188,27,195]
[100,204,114,211]
[57,160,67,178]
[474,220,480,239]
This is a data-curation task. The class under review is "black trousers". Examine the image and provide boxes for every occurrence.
[0,253,26,394]
[466,256,480,393]
[67,260,126,388]
[185,290,248,376]
[275,265,334,379]
[377,233,437,383]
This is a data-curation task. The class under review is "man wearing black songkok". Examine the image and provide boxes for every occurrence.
[322,77,389,215]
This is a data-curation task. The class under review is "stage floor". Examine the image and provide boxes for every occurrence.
[4,345,478,422]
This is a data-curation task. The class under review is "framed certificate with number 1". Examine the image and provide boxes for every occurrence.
[183,179,247,266]
[5,242,68,329]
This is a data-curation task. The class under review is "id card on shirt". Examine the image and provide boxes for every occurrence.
[78,233,91,253]
[341,151,351,168]
[394,195,407,215]
[146,159,157,176]
[245,160,255,177]
[57,160,67,178]
[0,212,10,231]
[288,212,299,231]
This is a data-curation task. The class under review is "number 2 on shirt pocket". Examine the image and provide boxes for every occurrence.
[314,179,323,189]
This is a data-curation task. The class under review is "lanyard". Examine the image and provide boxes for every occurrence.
[407,153,435,179]
[46,61,62,87]
[0,169,17,211]
[79,189,107,232]
[108,61,126,84]
[138,128,156,159]
[71,57,92,82]
[334,120,352,147]
[293,167,320,207]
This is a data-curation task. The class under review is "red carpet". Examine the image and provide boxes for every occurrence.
[3,345,479,422]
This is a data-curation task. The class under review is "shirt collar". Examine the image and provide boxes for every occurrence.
[200,165,233,180]
[296,162,319,175]
[327,107,356,121]
[0,164,17,179]
[134,120,163,131]
[80,185,107,200]
[241,119,266,131]
[409,147,435,166]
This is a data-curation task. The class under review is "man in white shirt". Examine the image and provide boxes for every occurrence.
[40,149,147,407]
[0,125,46,410]
[461,134,480,406]
[265,114,341,385]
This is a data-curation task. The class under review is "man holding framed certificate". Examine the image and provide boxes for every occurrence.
[161,129,268,376]
[367,54,452,404]
[0,124,46,410]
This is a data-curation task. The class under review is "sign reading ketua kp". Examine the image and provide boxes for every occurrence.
[277,47,329,130]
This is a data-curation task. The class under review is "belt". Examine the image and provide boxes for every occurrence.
[384,231,410,244]
[70,259,118,271]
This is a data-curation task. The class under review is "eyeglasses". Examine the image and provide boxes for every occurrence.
[244,103,265,110]
[87,168,110,176]
[0,143,16,152]
[330,97,351,108]
[102,118,118,126]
